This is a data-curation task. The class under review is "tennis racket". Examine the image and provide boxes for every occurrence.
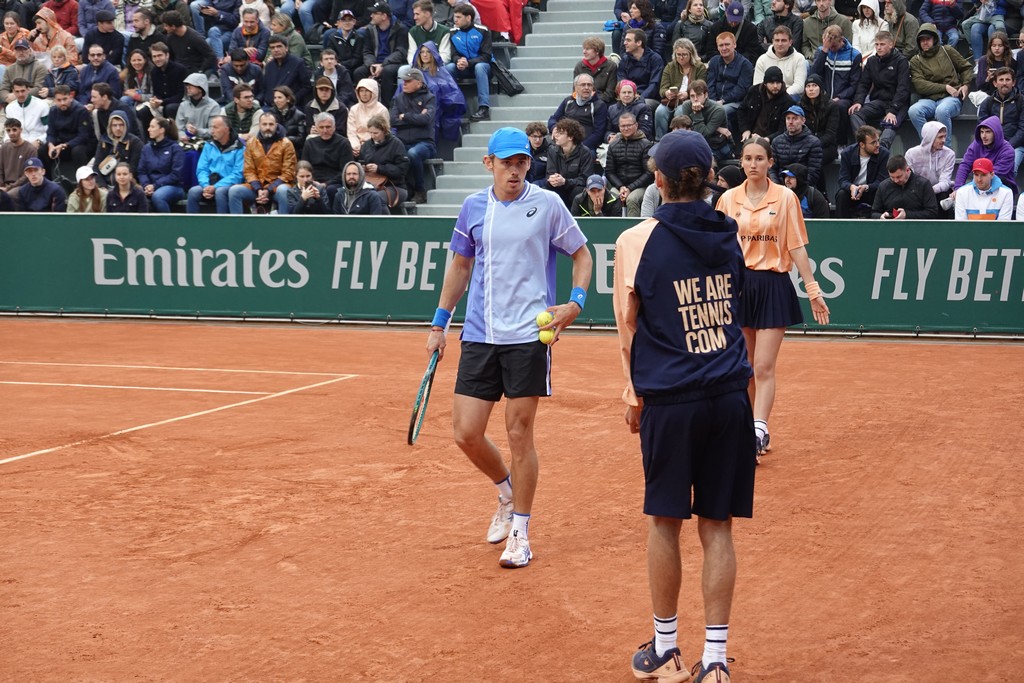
[407,350,439,445]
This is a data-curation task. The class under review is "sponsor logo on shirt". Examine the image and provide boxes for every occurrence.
[526,207,537,217]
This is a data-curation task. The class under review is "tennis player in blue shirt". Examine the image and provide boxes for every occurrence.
[426,127,593,569]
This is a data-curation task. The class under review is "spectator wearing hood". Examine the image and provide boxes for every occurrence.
[770,104,823,184]
[954,157,1012,221]
[138,116,185,211]
[705,0,762,64]
[739,65,791,140]
[187,113,244,213]
[302,111,354,201]
[548,72,608,152]
[39,0,77,39]
[907,24,972,148]
[175,72,219,142]
[332,159,387,214]
[870,153,937,219]
[851,0,887,61]
[978,67,1024,176]
[16,156,65,211]
[264,33,312,106]
[849,30,908,150]
[571,173,622,216]
[306,76,349,136]
[954,116,1016,194]
[801,0,851,60]
[230,110,296,213]
[91,109,141,186]
[27,8,78,65]
[81,8,122,64]
[76,41,119,103]
[348,77,389,156]
[903,120,954,205]
[781,162,829,218]
[754,24,805,99]
[407,40,464,141]
[574,36,619,105]
[389,66,435,203]
[881,0,917,59]
[1,37,47,103]
[608,79,654,142]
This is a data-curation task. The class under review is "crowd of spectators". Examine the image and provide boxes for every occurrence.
[0,0,1021,220]
[546,0,1024,220]
[0,0,513,214]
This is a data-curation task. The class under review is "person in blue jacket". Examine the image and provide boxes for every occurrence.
[187,115,245,213]
[137,116,185,212]
[614,129,754,683]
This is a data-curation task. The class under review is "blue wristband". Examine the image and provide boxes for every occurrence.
[569,287,587,311]
[431,307,452,328]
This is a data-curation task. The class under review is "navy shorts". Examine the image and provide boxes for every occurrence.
[639,389,757,520]
[738,269,804,329]
[455,341,551,401]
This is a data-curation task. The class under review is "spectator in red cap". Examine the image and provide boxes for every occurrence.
[954,157,1013,220]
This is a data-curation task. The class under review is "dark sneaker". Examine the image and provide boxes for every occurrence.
[470,106,490,121]
[690,660,730,683]
[630,640,690,682]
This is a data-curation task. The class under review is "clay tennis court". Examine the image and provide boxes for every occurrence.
[1,318,1021,681]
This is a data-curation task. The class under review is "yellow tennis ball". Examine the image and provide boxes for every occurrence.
[538,329,555,345]
[536,311,554,327]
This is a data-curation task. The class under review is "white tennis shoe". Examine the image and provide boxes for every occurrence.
[499,530,532,568]
[486,497,514,544]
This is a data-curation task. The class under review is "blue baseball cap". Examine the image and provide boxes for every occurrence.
[488,127,531,158]
[24,157,44,170]
[649,130,712,181]
[785,105,806,117]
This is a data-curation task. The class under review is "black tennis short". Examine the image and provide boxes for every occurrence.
[639,389,757,521]
[455,341,551,402]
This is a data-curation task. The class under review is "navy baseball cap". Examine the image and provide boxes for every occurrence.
[13,38,30,50]
[488,128,531,158]
[585,174,605,190]
[785,105,806,117]
[649,130,712,181]
[726,1,744,21]
[24,157,44,170]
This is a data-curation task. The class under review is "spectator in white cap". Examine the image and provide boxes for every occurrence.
[66,164,107,212]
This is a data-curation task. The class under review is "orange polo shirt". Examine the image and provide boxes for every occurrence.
[716,180,808,273]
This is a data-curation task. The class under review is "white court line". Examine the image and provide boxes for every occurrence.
[0,361,343,376]
[0,374,358,467]
[0,381,270,395]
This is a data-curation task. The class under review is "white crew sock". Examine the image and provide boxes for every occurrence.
[753,419,768,440]
[653,614,678,657]
[702,624,728,667]
[511,512,530,538]
[495,475,513,501]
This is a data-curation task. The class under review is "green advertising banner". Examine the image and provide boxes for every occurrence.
[1,215,1022,333]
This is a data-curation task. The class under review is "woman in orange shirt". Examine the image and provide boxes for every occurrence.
[716,137,830,462]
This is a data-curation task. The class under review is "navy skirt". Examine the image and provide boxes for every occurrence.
[738,269,804,329]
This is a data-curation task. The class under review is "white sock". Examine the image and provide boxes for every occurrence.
[511,512,530,538]
[653,614,678,656]
[495,475,512,501]
[753,419,768,440]
[702,624,728,667]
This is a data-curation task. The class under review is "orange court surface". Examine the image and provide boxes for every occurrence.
[1,317,1022,682]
